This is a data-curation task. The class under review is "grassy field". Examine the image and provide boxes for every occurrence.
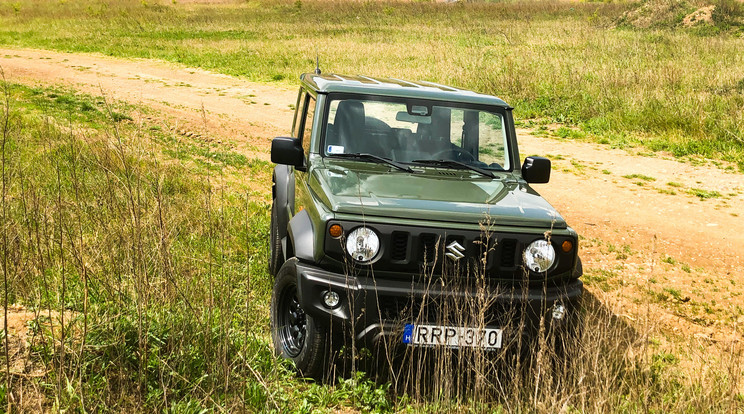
[1,0,744,412]
[1,78,741,414]
[0,81,402,412]
[1,0,743,170]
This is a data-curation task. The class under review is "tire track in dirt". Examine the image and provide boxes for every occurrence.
[2,47,742,342]
[1,47,297,161]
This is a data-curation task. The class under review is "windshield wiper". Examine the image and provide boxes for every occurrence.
[330,153,414,173]
[412,159,495,178]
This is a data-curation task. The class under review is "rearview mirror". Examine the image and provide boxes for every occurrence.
[395,111,431,125]
[271,137,305,170]
[521,156,551,183]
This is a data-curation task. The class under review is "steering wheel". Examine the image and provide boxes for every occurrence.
[431,148,476,162]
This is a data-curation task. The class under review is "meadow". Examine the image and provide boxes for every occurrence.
[0,81,739,413]
[0,0,743,170]
[1,0,744,412]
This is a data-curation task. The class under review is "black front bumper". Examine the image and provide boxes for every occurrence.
[294,261,583,347]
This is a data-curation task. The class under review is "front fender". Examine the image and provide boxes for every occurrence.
[273,165,294,245]
[287,209,315,262]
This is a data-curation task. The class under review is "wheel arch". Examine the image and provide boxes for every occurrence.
[272,165,293,238]
[286,209,316,262]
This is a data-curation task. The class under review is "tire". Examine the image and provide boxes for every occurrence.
[268,202,283,277]
[270,259,331,380]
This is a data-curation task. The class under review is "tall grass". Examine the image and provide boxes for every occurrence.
[343,232,744,412]
[0,78,741,412]
[0,80,397,412]
[1,0,743,169]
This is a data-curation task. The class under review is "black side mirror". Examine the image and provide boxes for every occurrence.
[521,156,551,183]
[271,137,304,169]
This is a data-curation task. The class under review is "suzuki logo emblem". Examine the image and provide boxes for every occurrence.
[445,241,465,261]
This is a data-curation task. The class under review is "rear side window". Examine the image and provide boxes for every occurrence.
[290,89,316,157]
[300,94,316,155]
[291,89,306,138]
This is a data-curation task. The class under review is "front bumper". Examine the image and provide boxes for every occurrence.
[294,261,583,347]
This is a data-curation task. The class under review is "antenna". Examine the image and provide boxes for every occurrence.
[314,55,321,75]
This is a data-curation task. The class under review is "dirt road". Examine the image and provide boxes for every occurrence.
[2,47,743,342]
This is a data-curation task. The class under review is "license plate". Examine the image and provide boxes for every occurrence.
[402,324,503,349]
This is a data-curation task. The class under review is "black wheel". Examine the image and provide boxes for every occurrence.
[268,203,283,277]
[271,259,331,379]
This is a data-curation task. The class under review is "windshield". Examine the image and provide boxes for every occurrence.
[322,96,510,171]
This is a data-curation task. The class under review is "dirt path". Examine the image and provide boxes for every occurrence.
[2,47,743,343]
[1,47,296,161]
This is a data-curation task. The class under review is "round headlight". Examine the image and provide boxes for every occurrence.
[345,227,380,263]
[523,240,556,273]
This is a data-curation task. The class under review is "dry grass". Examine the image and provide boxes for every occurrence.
[0,0,743,169]
[0,68,742,414]
[1,1,743,411]
[329,232,744,412]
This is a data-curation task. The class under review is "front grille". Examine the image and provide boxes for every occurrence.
[324,220,577,282]
[500,239,517,268]
[391,231,408,261]
[420,233,438,264]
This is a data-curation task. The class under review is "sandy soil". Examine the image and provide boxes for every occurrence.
[1,47,742,349]
[1,47,296,161]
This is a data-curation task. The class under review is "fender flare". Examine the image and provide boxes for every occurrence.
[573,257,584,279]
[272,165,294,243]
[287,209,315,262]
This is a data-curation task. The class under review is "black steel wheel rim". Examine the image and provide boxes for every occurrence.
[278,285,306,357]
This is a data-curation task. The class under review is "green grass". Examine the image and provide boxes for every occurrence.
[688,187,722,199]
[583,269,618,292]
[2,2,744,410]
[623,173,656,181]
[0,0,743,171]
[1,78,743,413]
[664,287,684,301]
[0,80,396,412]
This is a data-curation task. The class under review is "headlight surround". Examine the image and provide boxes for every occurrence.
[523,239,556,273]
[345,227,380,263]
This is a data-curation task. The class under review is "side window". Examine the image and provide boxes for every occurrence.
[478,112,508,169]
[301,95,316,156]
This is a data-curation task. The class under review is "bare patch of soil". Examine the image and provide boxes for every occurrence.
[2,306,50,411]
[1,47,297,162]
[618,0,691,28]
[2,306,38,373]
[520,134,744,343]
[683,5,716,26]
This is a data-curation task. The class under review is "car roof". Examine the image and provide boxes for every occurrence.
[300,73,511,108]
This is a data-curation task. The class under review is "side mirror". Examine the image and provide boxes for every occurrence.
[521,156,551,183]
[271,137,304,169]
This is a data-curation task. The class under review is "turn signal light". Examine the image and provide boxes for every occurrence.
[561,240,573,253]
[329,224,343,238]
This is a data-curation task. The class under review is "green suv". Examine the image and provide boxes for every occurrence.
[269,73,583,378]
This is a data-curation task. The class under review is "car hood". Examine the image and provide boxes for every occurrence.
[309,163,566,228]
